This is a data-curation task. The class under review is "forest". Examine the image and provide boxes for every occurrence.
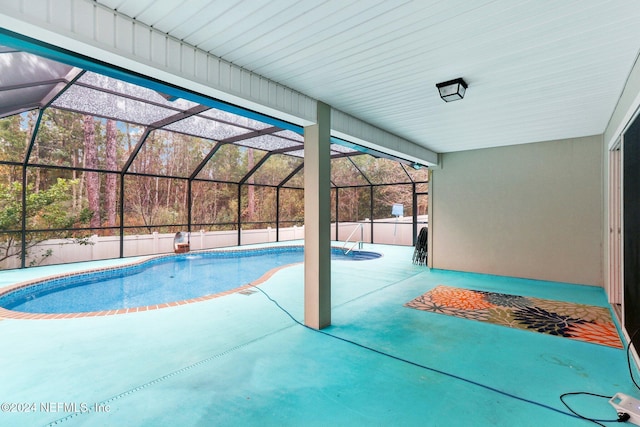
[0,106,428,267]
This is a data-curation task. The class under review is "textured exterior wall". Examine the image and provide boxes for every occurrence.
[430,135,604,286]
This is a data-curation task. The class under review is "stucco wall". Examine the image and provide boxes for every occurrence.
[430,135,603,286]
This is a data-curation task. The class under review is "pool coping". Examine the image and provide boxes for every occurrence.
[0,246,306,320]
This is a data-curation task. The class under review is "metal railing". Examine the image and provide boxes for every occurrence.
[342,223,364,254]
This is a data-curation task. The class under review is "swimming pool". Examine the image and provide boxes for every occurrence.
[0,246,381,315]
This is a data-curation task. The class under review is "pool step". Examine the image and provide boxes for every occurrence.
[348,251,382,261]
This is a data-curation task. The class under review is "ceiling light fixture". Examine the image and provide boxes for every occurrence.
[436,78,468,102]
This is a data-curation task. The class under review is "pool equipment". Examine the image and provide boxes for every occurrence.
[392,203,403,237]
[342,223,364,254]
[412,227,428,265]
[174,231,190,253]
[610,393,640,425]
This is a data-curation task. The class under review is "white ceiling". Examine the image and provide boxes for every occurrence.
[94,0,640,154]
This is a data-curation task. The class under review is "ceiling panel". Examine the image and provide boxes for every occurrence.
[184,1,339,55]
[94,0,640,154]
[96,0,158,18]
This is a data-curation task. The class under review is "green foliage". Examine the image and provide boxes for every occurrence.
[0,181,22,231]
[0,178,92,264]
[0,114,29,163]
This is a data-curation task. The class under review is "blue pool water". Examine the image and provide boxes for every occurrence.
[0,246,381,314]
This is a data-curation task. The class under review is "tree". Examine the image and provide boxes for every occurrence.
[0,112,31,166]
[0,178,92,265]
[105,119,118,231]
[83,115,101,229]
[247,148,255,218]
[35,109,85,207]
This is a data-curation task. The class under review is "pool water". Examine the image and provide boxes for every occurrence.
[0,246,381,314]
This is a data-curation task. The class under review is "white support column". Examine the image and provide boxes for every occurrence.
[304,101,332,329]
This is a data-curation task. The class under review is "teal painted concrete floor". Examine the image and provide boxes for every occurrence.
[0,243,636,426]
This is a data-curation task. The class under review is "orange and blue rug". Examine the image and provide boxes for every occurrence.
[405,285,623,349]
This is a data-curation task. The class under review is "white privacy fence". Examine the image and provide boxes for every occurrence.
[2,216,427,269]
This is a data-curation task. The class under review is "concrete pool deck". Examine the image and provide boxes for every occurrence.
[0,243,636,426]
